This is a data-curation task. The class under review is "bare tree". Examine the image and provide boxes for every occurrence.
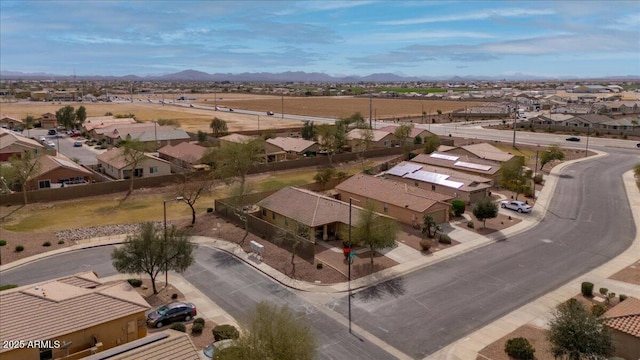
[7,152,41,205]
[118,139,148,200]
[273,221,310,277]
[394,123,414,160]
[175,174,215,224]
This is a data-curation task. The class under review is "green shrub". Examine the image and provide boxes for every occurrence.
[467,221,474,229]
[533,174,544,184]
[591,304,607,317]
[316,262,323,269]
[213,324,240,341]
[0,284,18,291]
[171,293,178,300]
[619,294,628,302]
[438,234,452,244]
[58,240,65,244]
[451,200,466,217]
[15,245,24,252]
[194,318,205,326]
[42,241,51,247]
[504,337,535,360]
[191,322,204,334]
[419,239,432,251]
[170,323,186,332]
[0,240,6,246]
[127,279,142,288]
[581,282,594,297]
[599,287,608,296]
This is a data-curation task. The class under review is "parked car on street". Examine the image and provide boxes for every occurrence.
[39,136,47,143]
[266,111,274,116]
[565,136,581,142]
[48,129,57,136]
[46,141,56,148]
[636,142,640,148]
[500,200,532,213]
[147,302,197,328]
[73,141,83,147]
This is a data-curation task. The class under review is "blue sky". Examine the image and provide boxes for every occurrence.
[1,1,639,78]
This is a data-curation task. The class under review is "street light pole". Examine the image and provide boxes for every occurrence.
[348,197,360,334]
[163,196,184,288]
[281,93,284,119]
[585,124,590,157]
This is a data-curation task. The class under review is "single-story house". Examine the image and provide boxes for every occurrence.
[0,128,46,161]
[28,155,93,189]
[528,114,574,126]
[83,116,137,133]
[256,186,378,242]
[83,330,200,360]
[36,112,57,129]
[335,173,453,226]
[0,271,150,360]
[0,115,23,130]
[411,152,502,184]
[441,143,518,165]
[603,296,640,360]
[385,162,492,204]
[97,147,171,180]
[346,129,397,152]
[219,134,286,162]
[266,137,320,156]
[99,124,190,149]
[378,125,435,144]
[158,142,209,172]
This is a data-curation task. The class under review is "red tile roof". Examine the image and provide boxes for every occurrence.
[604,296,640,338]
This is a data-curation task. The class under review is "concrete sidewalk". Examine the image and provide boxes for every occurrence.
[2,149,638,360]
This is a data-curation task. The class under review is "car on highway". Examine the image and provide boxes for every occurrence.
[266,111,274,116]
[565,136,581,142]
[190,104,194,108]
[147,302,197,328]
[500,200,532,213]
[228,108,234,112]
[73,141,83,147]
[46,141,56,148]
[637,142,640,148]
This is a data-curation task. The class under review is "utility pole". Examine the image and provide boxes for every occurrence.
[369,93,373,129]
[512,101,517,148]
[585,124,590,157]
[281,92,284,119]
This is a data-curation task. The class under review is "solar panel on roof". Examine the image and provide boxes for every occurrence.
[454,161,492,171]
[405,170,463,189]
[387,163,422,177]
[430,153,459,161]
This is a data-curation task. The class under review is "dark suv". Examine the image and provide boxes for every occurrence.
[147,302,197,328]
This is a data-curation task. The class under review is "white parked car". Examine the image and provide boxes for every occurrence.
[46,141,56,148]
[500,200,532,213]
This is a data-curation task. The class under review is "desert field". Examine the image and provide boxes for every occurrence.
[1,94,486,133]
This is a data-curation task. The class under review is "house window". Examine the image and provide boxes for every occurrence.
[150,166,158,174]
[414,181,419,187]
[383,203,388,213]
[261,208,266,216]
[134,168,144,177]
[123,169,131,179]
[39,180,51,189]
[272,211,275,220]
[431,185,436,191]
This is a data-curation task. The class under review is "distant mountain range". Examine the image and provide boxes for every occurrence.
[1,69,638,82]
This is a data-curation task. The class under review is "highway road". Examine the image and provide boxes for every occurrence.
[2,125,638,359]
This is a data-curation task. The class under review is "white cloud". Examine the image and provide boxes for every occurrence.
[378,8,555,25]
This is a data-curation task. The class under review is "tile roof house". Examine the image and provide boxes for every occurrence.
[378,125,435,143]
[385,161,492,204]
[83,330,200,360]
[36,112,58,129]
[346,129,397,152]
[83,116,137,132]
[256,186,376,241]
[158,142,209,171]
[0,271,150,360]
[442,143,518,164]
[266,137,320,155]
[603,296,640,360]
[335,173,453,226]
[0,115,24,130]
[97,147,171,180]
[28,154,93,189]
[0,128,46,161]
[412,152,502,183]
[99,124,190,148]
[219,134,286,162]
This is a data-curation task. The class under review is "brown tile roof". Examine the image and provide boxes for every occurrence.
[219,133,256,143]
[0,128,44,152]
[347,129,395,142]
[266,137,318,153]
[97,147,169,169]
[256,187,369,227]
[56,271,102,288]
[95,123,155,136]
[336,173,453,212]
[0,275,150,352]
[379,125,433,138]
[457,143,515,162]
[604,296,640,338]
[84,117,137,131]
[412,152,500,175]
[85,330,200,360]
[36,155,92,177]
[158,142,207,163]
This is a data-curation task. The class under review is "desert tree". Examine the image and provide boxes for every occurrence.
[215,301,316,360]
[423,135,441,154]
[422,215,439,238]
[499,157,531,200]
[118,138,148,200]
[358,128,374,162]
[316,124,341,166]
[472,197,498,228]
[75,105,87,127]
[342,112,367,129]
[350,202,399,265]
[7,151,41,205]
[539,145,565,170]
[301,120,317,140]
[273,221,310,277]
[111,222,195,294]
[210,117,228,137]
[55,105,76,129]
[175,174,215,225]
[394,123,414,160]
[547,298,613,360]
[313,166,337,187]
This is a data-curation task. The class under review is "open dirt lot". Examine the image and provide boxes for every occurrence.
[2,94,486,134]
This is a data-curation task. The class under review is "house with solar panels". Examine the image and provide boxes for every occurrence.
[411,152,502,184]
[384,161,492,204]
